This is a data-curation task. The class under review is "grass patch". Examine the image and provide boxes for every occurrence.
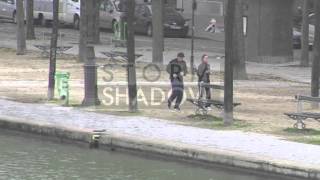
[283,128,320,136]
[187,114,222,121]
[282,128,320,145]
[290,136,320,145]
[186,114,251,130]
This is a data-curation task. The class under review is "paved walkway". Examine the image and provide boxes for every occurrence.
[0,99,320,167]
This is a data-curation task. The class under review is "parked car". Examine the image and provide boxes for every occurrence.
[0,0,16,23]
[293,13,314,50]
[99,0,122,31]
[134,3,189,37]
[33,0,80,28]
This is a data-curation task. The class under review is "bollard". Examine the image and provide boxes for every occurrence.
[113,22,120,40]
[113,21,127,41]
[55,71,70,106]
[123,22,127,40]
[120,22,127,41]
[113,21,127,47]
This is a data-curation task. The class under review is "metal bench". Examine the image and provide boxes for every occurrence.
[285,95,320,129]
[187,83,241,115]
[34,32,73,58]
[34,45,73,58]
[100,51,143,68]
[187,98,241,115]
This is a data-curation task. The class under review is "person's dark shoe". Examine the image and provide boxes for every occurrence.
[168,101,172,109]
[174,107,181,112]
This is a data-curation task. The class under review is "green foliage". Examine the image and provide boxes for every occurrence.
[187,114,251,130]
[283,128,320,145]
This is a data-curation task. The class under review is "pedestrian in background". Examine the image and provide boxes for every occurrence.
[197,54,211,108]
[205,18,216,33]
[167,52,188,111]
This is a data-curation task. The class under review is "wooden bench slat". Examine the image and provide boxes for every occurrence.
[200,83,224,90]
[295,95,320,103]
[285,112,320,119]
[101,51,143,60]
[187,98,241,107]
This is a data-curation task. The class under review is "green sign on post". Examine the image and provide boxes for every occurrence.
[55,71,70,106]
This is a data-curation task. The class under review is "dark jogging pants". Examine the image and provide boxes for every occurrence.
[168,78,184,108]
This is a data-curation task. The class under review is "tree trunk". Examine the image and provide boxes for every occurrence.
[224,0,236,126]
[87,0,95,44]
[78,0,88,62]
[80,0,100,106]
[47,0,59,100]
[93,0,101,44]
[127,0,138,112]
[82,46,100,106]
[152,0,164,64]
[26,0,35,40]
[233,0,248,80]
[311,0,320,101]
[300,0,311,67]
[190,0,195,77]
[245,0,293,64]
[16,0,26,55]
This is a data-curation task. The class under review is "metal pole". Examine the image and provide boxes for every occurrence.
[127,0,138,112]
[191,0,196,78]
[47,0,59,100]
[224,0,235,126]
[16,0,26,55]
[311,0,320,108]
[152,0,164,64]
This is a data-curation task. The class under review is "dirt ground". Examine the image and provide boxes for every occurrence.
[0,48,319,144]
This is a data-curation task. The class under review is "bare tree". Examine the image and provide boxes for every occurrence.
[79,0,100,106]
[300,0,311,67]
[152,0,164,64]
[224,0,236,126]
[82,45,100,106]
[47,0,59,100]
[16,0,26,55]
[127,0,138,112]
[87,0,95,44]
[78,0,98,61]
[233,0,248,80]
[78,0,88,62]
[26,0,35,40]
[311,0,320,100]
[93,0,101,44]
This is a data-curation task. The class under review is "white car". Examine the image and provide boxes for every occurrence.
[34,0,122,30]
[99,0,122,31]
[0,0,16,23]
[34,0,80,28]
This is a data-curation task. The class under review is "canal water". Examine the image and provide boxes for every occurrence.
[0,130,297,180]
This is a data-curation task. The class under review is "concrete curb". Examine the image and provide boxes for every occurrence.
[0,115,319,179]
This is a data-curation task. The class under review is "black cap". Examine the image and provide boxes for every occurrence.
[177,52,185,57]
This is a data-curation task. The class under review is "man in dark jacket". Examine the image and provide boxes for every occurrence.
[197,54,211,101]
[167,52,188,111]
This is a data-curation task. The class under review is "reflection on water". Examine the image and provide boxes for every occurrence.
[0,130,294,180]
